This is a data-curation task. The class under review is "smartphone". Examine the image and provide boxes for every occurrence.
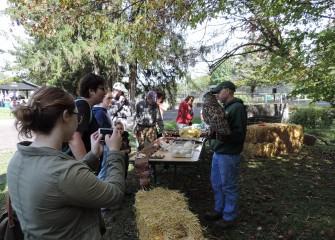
[98,128,113,141]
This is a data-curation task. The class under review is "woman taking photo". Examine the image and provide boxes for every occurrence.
[176,95,195,129]
[7,86,125,239]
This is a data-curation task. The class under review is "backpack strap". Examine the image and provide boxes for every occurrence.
[6,195,15,228]
[75,99,92,124]
[112,101,126,120]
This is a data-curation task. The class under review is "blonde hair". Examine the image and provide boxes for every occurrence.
[114,121,124,128]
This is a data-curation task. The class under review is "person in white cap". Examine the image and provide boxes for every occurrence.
[109,82,133,131]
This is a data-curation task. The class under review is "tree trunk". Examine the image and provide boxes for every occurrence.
[108,58,119,90]
[93,58,101,76]
[129,61,137,110]
[250,85,256,99]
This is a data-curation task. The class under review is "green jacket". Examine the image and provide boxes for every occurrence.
[7,142,125,240]
[210,97,247,154]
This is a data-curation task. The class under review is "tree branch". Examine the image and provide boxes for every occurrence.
[208,43,273,73]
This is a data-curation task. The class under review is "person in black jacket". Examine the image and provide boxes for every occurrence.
[68,73,106,160]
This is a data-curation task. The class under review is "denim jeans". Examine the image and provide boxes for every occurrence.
[98,145,108,180]
[211,152,240,221]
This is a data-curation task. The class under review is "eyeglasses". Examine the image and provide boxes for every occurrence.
[70,112,83,124]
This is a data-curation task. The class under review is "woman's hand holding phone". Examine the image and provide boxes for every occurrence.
[105,127,122,151]
[91,131,103,158]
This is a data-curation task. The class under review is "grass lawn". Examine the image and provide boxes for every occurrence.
[0,108,13,119]
[1,120,334,239]
[0,151,14,209]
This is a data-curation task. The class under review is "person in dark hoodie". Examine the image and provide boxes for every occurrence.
[204,81,247,229]
[92,92,113,180]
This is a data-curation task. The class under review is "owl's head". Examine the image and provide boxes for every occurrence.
[203,92,216,103]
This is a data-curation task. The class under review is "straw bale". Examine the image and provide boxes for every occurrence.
[243,123,303,157]
[135,188,206,240]
[243,142,287,157]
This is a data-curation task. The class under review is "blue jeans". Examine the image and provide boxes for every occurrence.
[98,145,108,180]
[211,152,240,221]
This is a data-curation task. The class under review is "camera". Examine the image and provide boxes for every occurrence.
[98,128,113,141]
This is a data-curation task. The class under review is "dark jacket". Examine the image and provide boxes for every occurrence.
[92,106,112,128]
[210,98,247,154]
[134,99,164,131]
[76,99,100,153]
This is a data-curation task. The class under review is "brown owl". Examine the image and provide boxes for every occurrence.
[202,92,231,141]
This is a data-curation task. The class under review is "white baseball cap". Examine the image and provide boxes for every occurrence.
[113,82,128,93]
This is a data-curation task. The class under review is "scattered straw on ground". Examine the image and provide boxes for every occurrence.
[243,123,304,157]
[135,187,206,240]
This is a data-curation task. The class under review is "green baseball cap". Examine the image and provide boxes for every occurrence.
[210,81,236,93]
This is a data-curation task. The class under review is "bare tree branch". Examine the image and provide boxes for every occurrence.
[207,43,273,73]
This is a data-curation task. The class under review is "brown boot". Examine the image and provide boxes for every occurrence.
[204,210,222,221]
[214,219,236,229]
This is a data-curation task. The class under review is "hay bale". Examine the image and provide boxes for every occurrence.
[135,188,206,240]
[243,123,304,157]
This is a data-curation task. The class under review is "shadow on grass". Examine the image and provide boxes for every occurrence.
[103,144,335,240]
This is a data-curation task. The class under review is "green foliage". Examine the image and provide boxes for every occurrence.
[289,107,335,129]
[4,0,195,102]
[163,118,201,131]
[200,1,335,105]
[192,117,201,124]
[0,77,22,84]
[305,128,335,143]
[210,60,236,85]
[0,151,12,207]
[290,26,335,107]
[164,121,177,130]
[3,0,335,107]
[233,54,278,92]
[177,75,211,95]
